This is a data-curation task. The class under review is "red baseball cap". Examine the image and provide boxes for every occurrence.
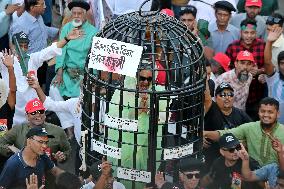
[236,50,255,62]
[25,98,45,113]
[213,53,231,71]
[245,0,262,7]
[161,9,174,17]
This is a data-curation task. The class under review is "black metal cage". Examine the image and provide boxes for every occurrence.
[82,3,206,188]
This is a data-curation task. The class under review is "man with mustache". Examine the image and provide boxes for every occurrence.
[204,97,284,167]
[215,50,255,110]
[225,18,266,120]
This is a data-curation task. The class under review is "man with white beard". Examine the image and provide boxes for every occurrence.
[50,0,98,138]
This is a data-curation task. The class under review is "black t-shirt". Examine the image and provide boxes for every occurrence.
[208,156,259,189]
[0,102,15,131]
[204,101,252,131]
[203,102,252,169]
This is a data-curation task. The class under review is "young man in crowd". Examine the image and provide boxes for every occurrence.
[226,18,266,120]
[155,157,204,189]
[230,0,266,39]
[204,97,284,167]
[203,81,251,169]
[265,13,284,69]
[263,25,284,125]
[0,28,81,126]
[201,133,258,189]
[208,0,239,53]
[215,50,254,110]
[0,127,64,189]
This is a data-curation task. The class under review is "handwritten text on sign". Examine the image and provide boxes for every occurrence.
[88,37,143,77]
[91,139,121,159]
[104,114,138,132]
[117,167,151,183]
[163,143,193,160]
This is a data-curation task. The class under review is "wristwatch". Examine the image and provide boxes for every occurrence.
[64,36,70,42]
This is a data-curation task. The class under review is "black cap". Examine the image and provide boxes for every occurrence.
[219,133,240,149]
[26,127,55,138]
[215,82,234,96]
[214,1,236,12]
[179,157,203,172]
[12,31,29,44]
[89,161,114,180]
[68,0,90,11]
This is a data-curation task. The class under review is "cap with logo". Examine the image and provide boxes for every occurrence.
[219,133,240,149]
[245,0,262,7]
[214,1,236,13]
[25,98,45,113]
[215,82,234,96]
[26,127,54,138]
[236,50,255,62]
[12,31,30,44]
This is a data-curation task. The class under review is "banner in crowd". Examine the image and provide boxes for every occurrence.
[92,0,113,30]
[88,37,143,77]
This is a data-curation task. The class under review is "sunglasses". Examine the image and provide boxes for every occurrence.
[29,110,45,115]
[139,76,152,82]
[218,92,234,98]
[222,144,242,153]
[266,16,282,25]
[183,172,200,179]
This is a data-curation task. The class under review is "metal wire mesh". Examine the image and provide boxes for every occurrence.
[82,6,206,188]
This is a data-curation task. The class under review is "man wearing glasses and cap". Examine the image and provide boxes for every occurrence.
[0,127,64,189]
[0,98,70,189]
[203,81,251,170]
[201,133,258,189]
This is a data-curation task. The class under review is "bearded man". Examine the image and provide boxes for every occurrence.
[215,50,254,110]
[204,97,284,167]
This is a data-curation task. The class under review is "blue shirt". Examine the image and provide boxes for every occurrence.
[208,22,240,53]
[0,150,54,189]
[254,163,279,188]
[11,11,58,53]
[0,0,12,38]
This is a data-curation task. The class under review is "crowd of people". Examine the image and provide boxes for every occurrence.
[0,0,284,188]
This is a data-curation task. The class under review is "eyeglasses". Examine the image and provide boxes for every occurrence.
[139,76,152,82]
[29,110,45,115]
[183,172,200,179]
[31,138,49,145]
[218,92,234,98]
[266,16,283,25]
[222,144,242,153]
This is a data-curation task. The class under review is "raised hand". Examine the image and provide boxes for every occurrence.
[67,28,84,40]
[267,27,283,42]
[27,73,41,90]
[1,48,14,68]
[52,151,66,162]
[25,173,45,189]
[101,156,112,177]
[237,143,249,161]
[155,172,166,189]
[5,3,20,15]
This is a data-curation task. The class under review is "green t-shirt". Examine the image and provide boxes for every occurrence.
[218,121,284,166]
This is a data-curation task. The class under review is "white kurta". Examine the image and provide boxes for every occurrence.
[0,42,62,125]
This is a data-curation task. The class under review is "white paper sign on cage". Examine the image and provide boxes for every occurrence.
[117,167,151,183]
[163,143,193,160]
[88,37,143,77]
[91,139,121,159]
